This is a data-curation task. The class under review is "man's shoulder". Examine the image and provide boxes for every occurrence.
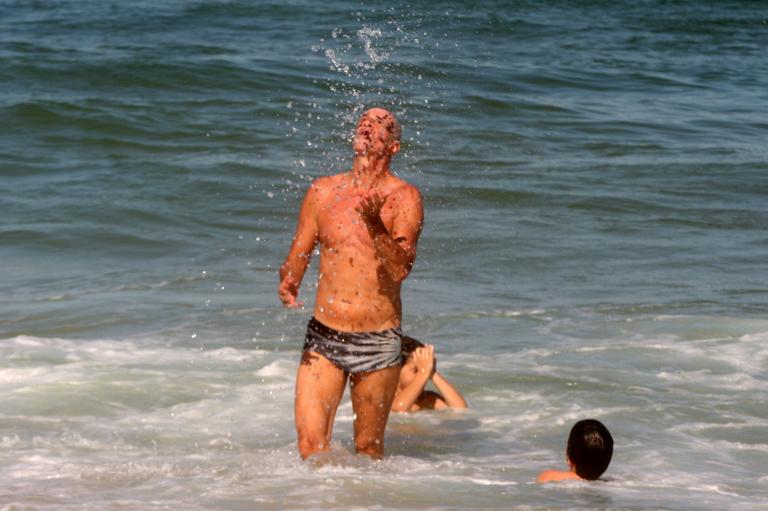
[309,174,340,189]
[386,175,422,201]
[306,174,343,200]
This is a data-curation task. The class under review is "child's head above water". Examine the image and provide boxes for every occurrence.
[400,335,424,357]
[392,336,468,412]
[566,419,613,480]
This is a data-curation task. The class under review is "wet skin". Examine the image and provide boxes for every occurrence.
[279,108,423,459]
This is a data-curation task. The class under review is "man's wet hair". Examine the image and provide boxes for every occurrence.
[400,335,424,355]
[566,419,613,480]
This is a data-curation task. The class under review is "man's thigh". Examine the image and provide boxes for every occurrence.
[350,365,401,441]
[295,351,348,439]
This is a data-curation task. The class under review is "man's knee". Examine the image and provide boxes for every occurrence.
[298,431,329,459]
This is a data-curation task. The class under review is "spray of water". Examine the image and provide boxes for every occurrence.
[279,6,448,200]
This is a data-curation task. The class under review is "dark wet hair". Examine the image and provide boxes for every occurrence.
[566,419,613,480]
[401,335,424,355]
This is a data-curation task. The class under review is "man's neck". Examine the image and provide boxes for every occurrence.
[351,154,391,188]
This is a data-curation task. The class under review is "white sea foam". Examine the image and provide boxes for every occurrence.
[2,318,767,510]
[0,435,23,448]
[0,367,50,384]
[255,358,296,379]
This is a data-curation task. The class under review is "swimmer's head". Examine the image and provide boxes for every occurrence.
[353,107,401,156]
[398,336,425,388]
[401,335,424,357]
[566,419,613,480]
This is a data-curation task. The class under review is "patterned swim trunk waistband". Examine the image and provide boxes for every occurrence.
[302,317,403,374]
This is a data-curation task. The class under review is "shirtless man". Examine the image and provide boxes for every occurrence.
[278,107,423,459]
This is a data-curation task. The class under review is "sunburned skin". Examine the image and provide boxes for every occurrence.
[279,107,424,460]
[280,108,421,332]
[310,173,418,331]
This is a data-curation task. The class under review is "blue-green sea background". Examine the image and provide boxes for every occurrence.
[1,1,767,510]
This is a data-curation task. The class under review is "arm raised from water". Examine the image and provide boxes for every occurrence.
[430,370,468,410]
[391,345,435,413]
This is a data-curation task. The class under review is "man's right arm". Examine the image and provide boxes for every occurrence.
[278,181,321,307]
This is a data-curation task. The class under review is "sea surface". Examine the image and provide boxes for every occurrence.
[1,1,768,510]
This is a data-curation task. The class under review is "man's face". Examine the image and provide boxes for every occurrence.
[353,109,399,156]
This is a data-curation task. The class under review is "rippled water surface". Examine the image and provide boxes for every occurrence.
[1,1,767,509]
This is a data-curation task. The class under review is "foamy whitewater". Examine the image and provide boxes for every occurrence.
[2,1,767,510]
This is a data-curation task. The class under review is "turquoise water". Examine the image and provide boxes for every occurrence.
[1,1,767,509]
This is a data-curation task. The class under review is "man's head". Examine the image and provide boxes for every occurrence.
[566,419,613,480]
[353,107,401,157]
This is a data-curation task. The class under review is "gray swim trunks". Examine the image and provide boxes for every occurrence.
[303,317,402,374]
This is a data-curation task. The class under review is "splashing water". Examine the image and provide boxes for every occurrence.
[356,26,389,67]
[289,10,445,186]
[324,48,351,75]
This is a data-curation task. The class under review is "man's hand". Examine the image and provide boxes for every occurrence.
[412,345,436,378]
[355,192,387,236]
[278,274,303,308]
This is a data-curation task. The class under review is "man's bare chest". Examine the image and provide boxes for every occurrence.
[316,193,395,247]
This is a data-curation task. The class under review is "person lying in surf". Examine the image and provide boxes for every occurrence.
[536,419,613,483]
[390,336,468,413]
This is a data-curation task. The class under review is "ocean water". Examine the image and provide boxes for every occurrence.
[1,1,767,509]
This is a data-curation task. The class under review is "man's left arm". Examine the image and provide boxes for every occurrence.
[359,186,423,282]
